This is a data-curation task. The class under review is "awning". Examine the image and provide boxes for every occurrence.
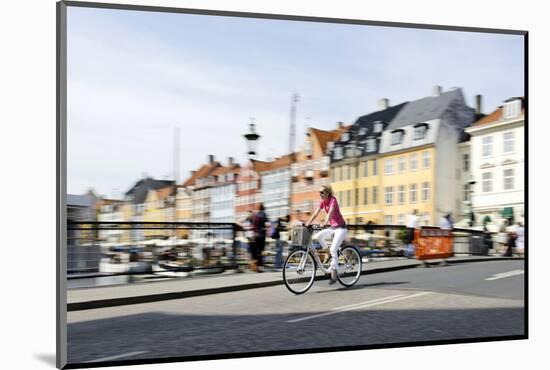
[501,207,514,218]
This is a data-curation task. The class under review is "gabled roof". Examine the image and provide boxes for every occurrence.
[183,162,221,187]
[310,126,350,153]
[388,89,464,129]
[330,102,408,161]
[250,159,272,173]
[473,97,525,126]
[155,186,176,201]
[254,153,294,173]
[124,178,175,204]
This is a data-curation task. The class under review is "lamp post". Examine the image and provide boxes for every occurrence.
[243,119,261,159]
[464,177,476,227]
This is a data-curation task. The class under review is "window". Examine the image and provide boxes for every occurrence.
[384,215,393,225]
[482,172,493,192]
[342,165,348,180]
[366,138,376,152]
[334,147,343,160]
[504,132,515,153]
[398,185,406,204]
[391,131,404,145]
[464,184,470,201]
[330,169,335,182]
[355,189,359,207]
[373,159,378,175]
[398,214,405,225]
[504,168,515,190]
[374,122,383,133]
[359,127,366,135]
[414,125,428,140]
[410,184,418,203]
[422,151,431,168]
[482,136,493,157]
[346,190,351,207]
[410,153,418,170]
[398,156,406,172]
[335,166,341,181]
[384,186,394,205]
[503,99,521,119]
[342,133,350,141]
[372,187,378,204]
[463,153,470,172]
[422,213,430,226]
[384,159,394,174]
[422,182,430,201]
[363,187,368,205]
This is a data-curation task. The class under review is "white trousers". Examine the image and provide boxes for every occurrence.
[313,227,348,271]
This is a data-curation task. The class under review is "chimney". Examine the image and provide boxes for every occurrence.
[227,157,234,166]
[337,121,344,129]
[377,98,389,110]
[208,154,214,164]
[191,170,196,176]
[432,85,442,97]
[475,94,483,115]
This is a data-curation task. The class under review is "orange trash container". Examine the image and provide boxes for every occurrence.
[414,227,454,260]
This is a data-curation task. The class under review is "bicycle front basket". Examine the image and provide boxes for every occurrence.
[291,225,312,247]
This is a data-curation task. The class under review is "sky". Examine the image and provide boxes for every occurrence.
[66,6,525,198]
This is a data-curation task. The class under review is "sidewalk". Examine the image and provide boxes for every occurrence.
[67,255,523,312]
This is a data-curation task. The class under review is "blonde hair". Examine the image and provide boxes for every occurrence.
[320,184,334,197]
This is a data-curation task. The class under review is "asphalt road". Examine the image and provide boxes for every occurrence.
[66,260,525,365]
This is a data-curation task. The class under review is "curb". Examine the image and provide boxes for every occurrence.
[67,257,523,312]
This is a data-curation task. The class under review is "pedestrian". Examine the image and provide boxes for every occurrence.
[405,209,420,258]
[515,221,525,257]
[305,184,347,284]
[503,222,516,257]
[439,213,453,230]
[273,215,289,269]
[251,204,269,272]
[240,210,255,271]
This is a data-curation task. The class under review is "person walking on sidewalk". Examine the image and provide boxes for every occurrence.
[305,184,347,284]
[405,209,420,258]
[251,204,269,272]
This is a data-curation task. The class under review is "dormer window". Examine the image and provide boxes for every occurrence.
[227,173,234,181]
[374,122,383,133]
[413,123,428,140]
[359,127,367,136]
[366,138,376,152]
[503,99,522,119]
[333,147,343,160]
[341,132,350,141]
[391,130,404,145]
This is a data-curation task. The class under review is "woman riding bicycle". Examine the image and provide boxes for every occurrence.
[305,184,347,284]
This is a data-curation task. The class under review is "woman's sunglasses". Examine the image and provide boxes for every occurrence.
[320,191,327,195]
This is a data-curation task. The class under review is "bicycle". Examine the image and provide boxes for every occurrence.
[283,224,363,294]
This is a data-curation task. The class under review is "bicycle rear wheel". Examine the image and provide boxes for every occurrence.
[336,246,362,287]
[283,249,316,294]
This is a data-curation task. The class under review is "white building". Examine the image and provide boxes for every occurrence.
[210,160,240,223]
[259,154,292,220]
[465,97,525,226]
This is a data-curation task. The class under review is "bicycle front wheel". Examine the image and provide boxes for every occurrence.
[337,246,362,287]
[283,249,316,294]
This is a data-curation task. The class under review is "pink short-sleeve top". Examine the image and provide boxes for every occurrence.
[319,196,346,228]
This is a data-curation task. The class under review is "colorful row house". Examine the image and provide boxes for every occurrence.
[465,97,525,226]
[329,86,478,226]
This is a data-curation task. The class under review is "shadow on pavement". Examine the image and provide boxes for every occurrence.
[67,306,525,366]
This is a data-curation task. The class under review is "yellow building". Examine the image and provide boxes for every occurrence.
[176,185,193,238]
[329,87,477,226]
[143,186,177,239]
[329,100,407,225]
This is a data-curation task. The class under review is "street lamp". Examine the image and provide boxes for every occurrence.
[464,177,476,227]
[243,119,261,158]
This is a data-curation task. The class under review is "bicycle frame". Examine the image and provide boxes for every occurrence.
[297,233,346,274]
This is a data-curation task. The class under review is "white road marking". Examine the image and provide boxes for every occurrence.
[485,270,524,281]
[287,292,431,323]
[84,351,149,363]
